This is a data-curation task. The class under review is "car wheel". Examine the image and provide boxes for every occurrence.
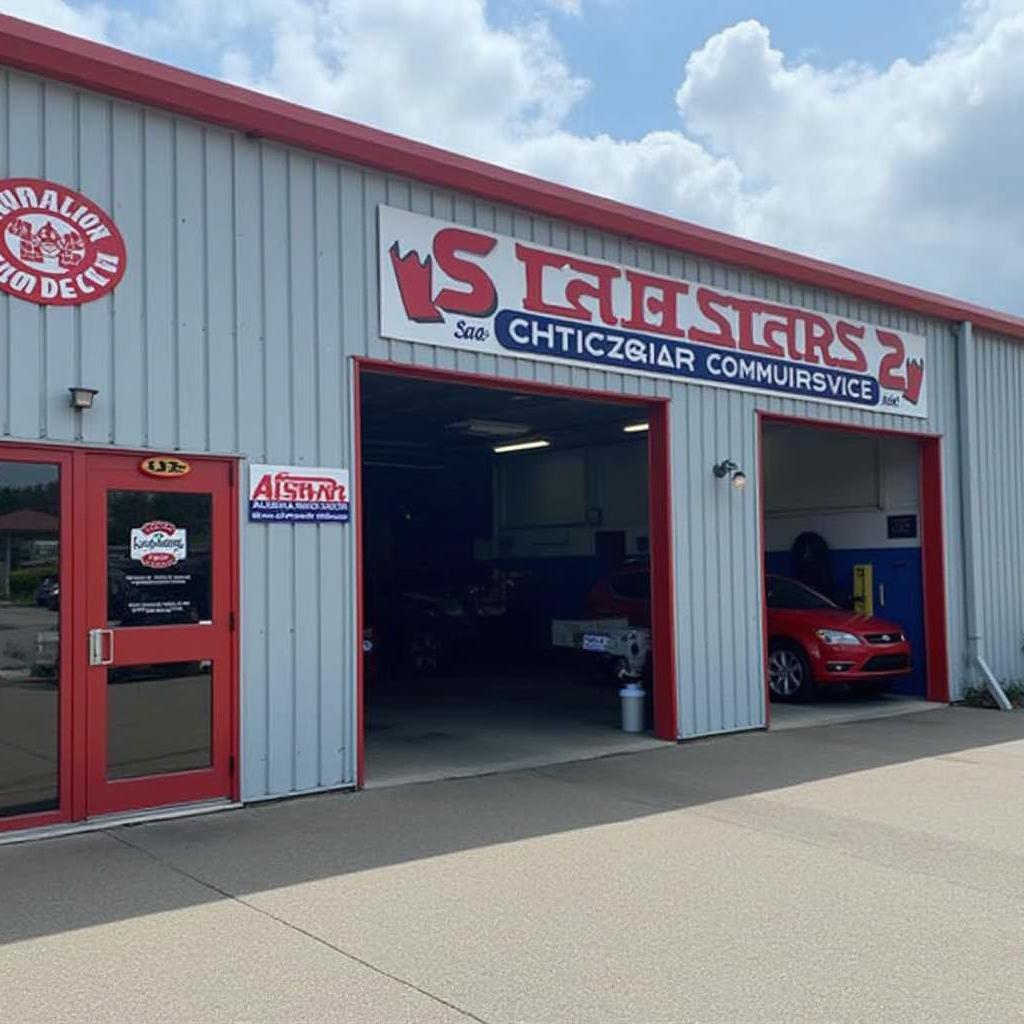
[767,642,814,702]
[850,681,889,699]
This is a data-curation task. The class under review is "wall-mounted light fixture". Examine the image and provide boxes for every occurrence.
[622,422,649,434]
[713,458,747,489]
[67,386,98,410]
[493,438,550,454]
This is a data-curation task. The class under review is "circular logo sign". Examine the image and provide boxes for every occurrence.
[0,178,126,306]
[131,520,187,569]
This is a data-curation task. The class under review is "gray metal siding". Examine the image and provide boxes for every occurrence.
[0,67,974,800]
[973,329,1024,686]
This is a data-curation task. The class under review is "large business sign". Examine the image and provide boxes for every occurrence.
[0,178,126,305]
[378,206,928,418]
[248,464,351,523]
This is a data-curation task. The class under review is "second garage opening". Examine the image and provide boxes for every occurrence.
[761,419,933,725]
[358,370,668,786]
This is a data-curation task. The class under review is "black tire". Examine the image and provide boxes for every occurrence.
[850,681,889,699]
[767,640,814,702]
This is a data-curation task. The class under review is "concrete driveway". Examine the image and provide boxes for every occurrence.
[2,706,1023,1023]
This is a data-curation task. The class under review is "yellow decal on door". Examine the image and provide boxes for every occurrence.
[139,456,192,478]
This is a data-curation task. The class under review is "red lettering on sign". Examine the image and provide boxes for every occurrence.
[801,313,834,366]
[620,270,688,337]
[688,287,737,348]
[904,358,925,404]
[757,308,794,359]
[877,328,907,391]
[515,243,619,324]
[388,244,443,323]
[833,320,868,372]
[432,227,498,317]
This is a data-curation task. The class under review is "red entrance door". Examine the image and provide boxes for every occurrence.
[83,454,235,816]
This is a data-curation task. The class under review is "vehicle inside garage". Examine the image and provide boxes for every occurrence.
[760,420,929,722]
[359,371,664,786]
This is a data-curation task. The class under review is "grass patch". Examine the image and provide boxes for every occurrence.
[961,681,1024,709]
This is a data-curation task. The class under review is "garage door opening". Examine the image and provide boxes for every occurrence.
[759,417,949,728]
[356,365,675,787]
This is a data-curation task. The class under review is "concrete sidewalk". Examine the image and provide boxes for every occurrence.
[2,706,1024,1023]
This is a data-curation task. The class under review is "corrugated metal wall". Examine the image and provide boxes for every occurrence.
[0,68,975,800]
[973,329,1024,686]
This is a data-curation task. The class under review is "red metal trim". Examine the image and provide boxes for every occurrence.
[353,356,679,764]
[646,401,678,740]
[228,458,241,801]
[919,437,951,702]
[2,14,1023,342]
[757,411,942,441]
[69,448,87,821]
[756,417,771,727]
[757,411,951,709]
[355,357,670,408]
[353,363,366,788]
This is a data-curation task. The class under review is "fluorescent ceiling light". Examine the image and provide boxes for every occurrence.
[448,418,530,438]
[493,439,551,454]
[623,422,649,433]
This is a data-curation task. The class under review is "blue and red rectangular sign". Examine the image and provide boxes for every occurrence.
[248,464,351,523]
[378,206,928,418]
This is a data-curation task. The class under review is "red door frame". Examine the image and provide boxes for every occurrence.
[82,453,237,817]
[756,411,950,725]
[353,357,679,786]
[0,443,240,837]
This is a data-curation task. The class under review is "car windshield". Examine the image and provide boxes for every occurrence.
[765,576,837,610]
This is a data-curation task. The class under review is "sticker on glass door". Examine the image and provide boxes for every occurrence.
[113,494,211,627]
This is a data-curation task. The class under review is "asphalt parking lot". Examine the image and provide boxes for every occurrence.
[2,705,1023,1023]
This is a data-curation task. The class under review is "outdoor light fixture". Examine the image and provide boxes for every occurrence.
[622,422,649,433]
[493,438,551,454]
[67,386,98,410]
[713,458,747,489]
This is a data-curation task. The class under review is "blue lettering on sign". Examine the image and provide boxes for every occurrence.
[249,500,350,523]
[494,309,880,407]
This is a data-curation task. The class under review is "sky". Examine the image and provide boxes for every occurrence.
[7,0,1023,314]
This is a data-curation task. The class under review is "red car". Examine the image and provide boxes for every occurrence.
[584,563,652,626]
[765,575,911,700]
[584,565,912,700]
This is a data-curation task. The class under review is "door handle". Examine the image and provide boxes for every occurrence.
[88,628,114,666]
[878,583,886,608]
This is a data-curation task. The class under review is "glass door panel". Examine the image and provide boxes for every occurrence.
[0,460,62,820]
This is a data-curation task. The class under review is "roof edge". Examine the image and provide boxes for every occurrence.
[1,13,1022,341]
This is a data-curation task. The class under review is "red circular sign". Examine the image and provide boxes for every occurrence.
[0,178,126,306]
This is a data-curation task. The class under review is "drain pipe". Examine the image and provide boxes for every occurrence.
[956,320,1013,711]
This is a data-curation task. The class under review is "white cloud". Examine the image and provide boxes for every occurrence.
[674,7,1024,308]
[545,0,583,15]
[2,0,109,39]
[6,0,1024,313]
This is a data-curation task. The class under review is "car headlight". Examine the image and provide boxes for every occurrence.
[815,629,862,646]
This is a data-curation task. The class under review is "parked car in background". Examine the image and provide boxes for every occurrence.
[583,562,651,626]
[584,565,912,701]
[765,575,912,701]
[34,575,58,611]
